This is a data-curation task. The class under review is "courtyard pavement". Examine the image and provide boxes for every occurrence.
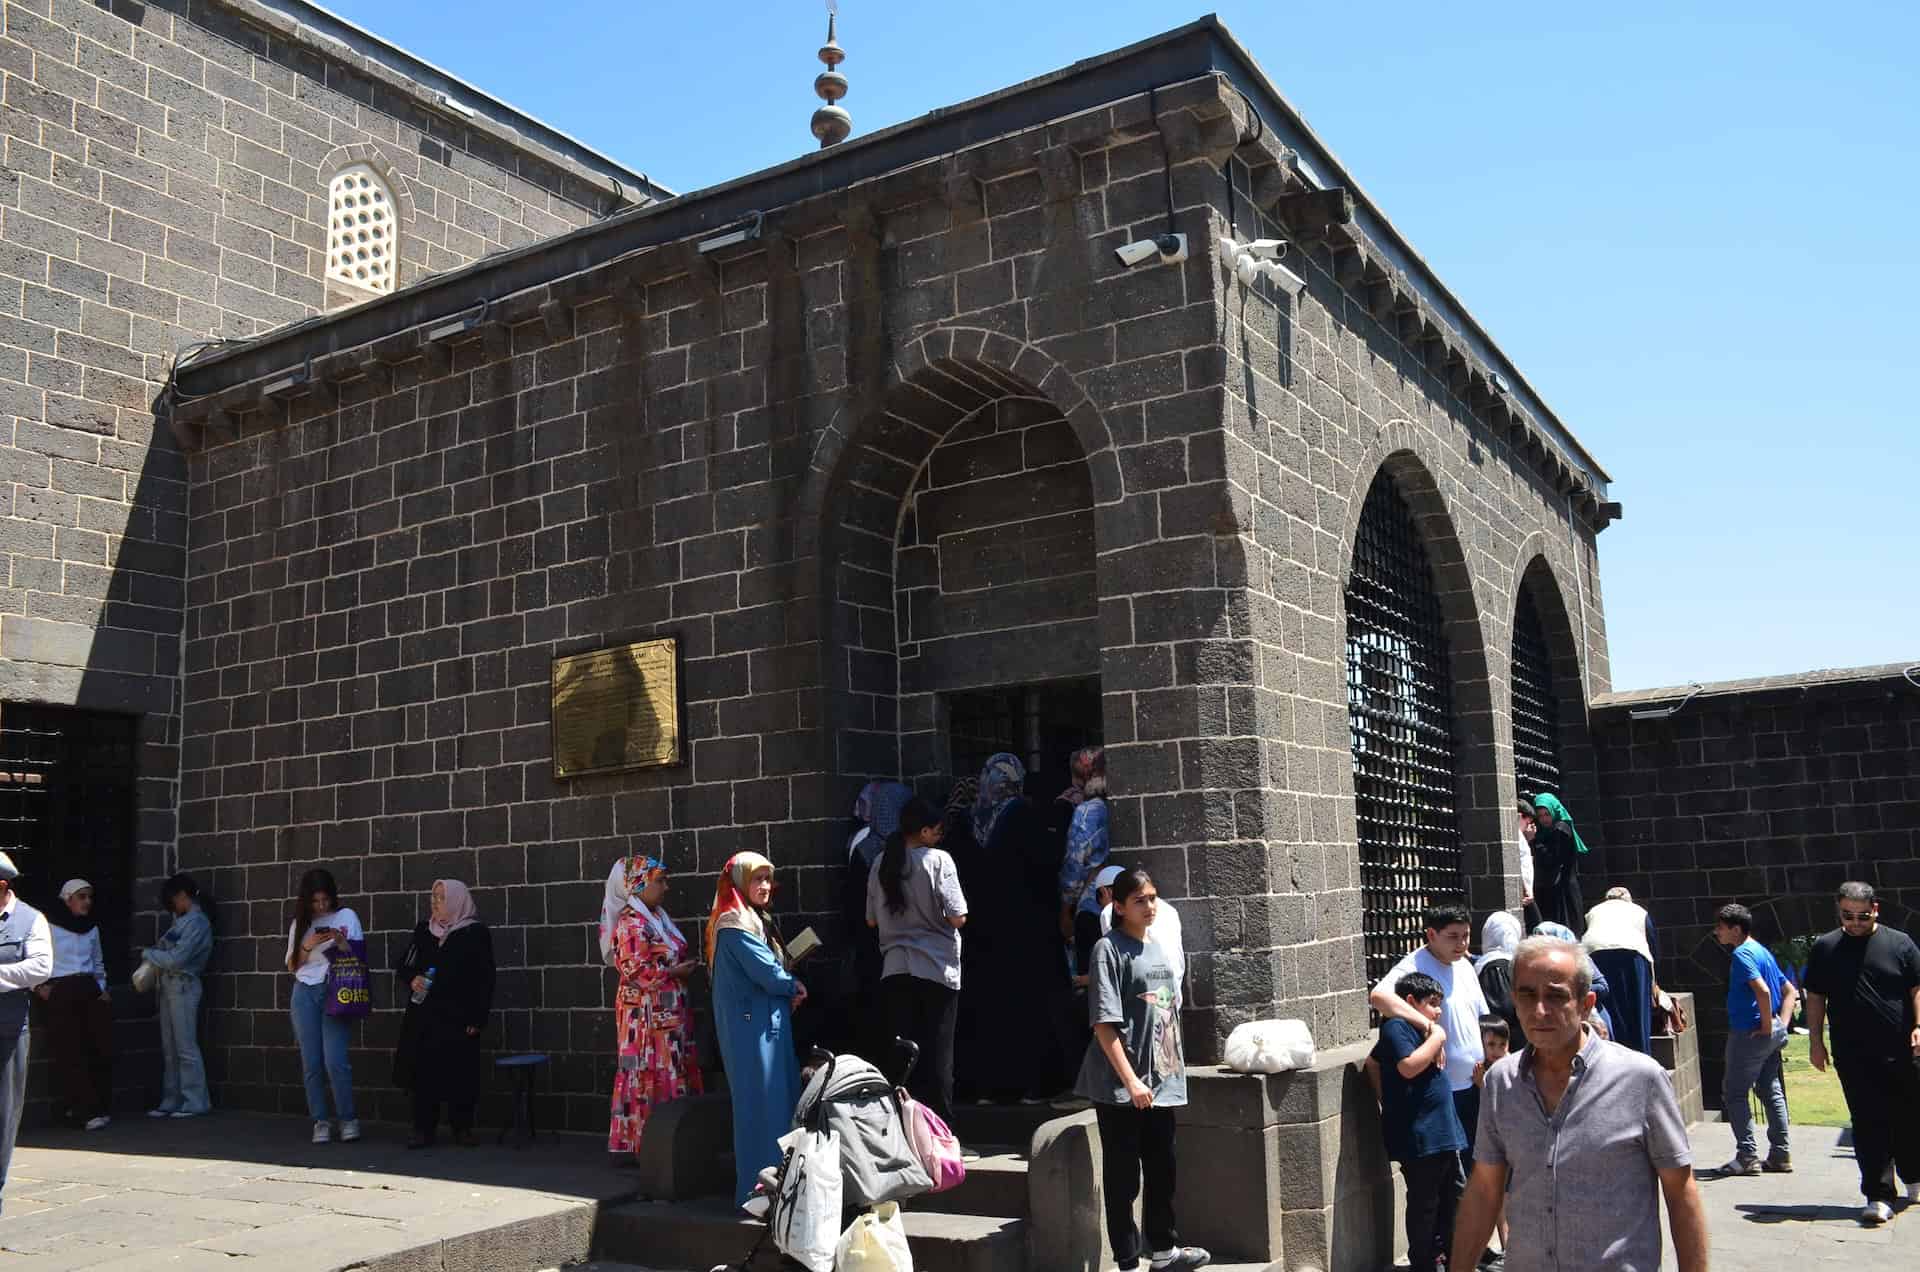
[0,1114,1910,1271]
[0,1113,636,1271]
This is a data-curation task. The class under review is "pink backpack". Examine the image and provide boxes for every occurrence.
[900,1096,966,1193]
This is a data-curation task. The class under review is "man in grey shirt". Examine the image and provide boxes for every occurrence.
[1453,935,1708,1272]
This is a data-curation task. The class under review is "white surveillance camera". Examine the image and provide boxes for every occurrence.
[1114,232,1189,268]
[1259,260,1308,295]
[1246,238,1289,261]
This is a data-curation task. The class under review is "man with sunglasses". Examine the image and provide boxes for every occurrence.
[1803,881,1920,1225]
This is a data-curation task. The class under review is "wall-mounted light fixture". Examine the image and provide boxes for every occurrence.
[437,92,477,119]
[426,299,492,345]
[261,360,311,398]
[1628,682,1702,721]
[697,211,764,256]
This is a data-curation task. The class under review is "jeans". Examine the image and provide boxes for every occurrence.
[156,974,210,1114]
[290,980,356,1121]
[1723,1024,1790,1160]
[1401,1151,1464,1272]
[881,974,958,1130]
[1094,1103,1178,1270]
[1834,1050,1920,1203]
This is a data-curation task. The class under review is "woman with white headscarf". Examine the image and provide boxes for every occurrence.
[599,854,702,1159]
[1476,911,1525,1045]
[392,879,494,1148]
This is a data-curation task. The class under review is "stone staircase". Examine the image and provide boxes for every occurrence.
[593,1100,1059,1272]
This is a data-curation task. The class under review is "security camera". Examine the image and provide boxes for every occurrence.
[1114,233,1188,268]
[1245,238,1289,261]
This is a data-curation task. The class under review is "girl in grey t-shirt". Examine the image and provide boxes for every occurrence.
[868,796,968,1134]
[1074,869,1210,1272]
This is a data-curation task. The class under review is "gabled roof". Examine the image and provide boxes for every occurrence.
[175,13,1606,491]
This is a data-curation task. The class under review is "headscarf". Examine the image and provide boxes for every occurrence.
[1058,747,1097,806]
[945,777,979,821]
[866,782,911,841]
[1533,921,1578,943]
[1531,794,1588,854]
[1478,911,1523,969]
[852,781,883,826]
[705,851,774,966]
[428,878,479,940]
[50,879,97,936]
[0,851,18,881]
[971,752,1027,845]
[598,854,687,966]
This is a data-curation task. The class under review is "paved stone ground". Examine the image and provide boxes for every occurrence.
[1,1113,638,1271]
[1687,1121,1916,1266]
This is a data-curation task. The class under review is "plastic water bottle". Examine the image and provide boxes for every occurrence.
[411,965,436,1005]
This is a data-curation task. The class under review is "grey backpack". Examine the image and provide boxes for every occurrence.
[793,1052,932,1207]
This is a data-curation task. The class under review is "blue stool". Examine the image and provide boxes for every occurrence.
[494,1053,549,1147]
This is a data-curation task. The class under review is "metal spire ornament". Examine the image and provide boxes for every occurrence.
[810,4,851,149]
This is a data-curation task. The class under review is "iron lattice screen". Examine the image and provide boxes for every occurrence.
[1511,589,1562,802]
[0,705,138,978]
[1346,474,1464,987]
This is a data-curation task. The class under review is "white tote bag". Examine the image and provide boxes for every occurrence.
[771,1124,844,1272]
[834,1202,914,1271]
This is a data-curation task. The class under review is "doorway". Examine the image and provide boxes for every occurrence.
[945,677,1103,800]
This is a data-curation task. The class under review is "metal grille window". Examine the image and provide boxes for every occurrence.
[1345,473,1464,987]
[1511,589,1562,801]
[0,705,138,976]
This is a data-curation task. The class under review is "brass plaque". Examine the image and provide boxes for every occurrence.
[551,637,682,778]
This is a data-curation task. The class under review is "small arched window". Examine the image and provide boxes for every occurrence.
[326,164,396,296]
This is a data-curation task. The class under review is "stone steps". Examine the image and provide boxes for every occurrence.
[944,1098,1084,1152]
[906,1148,1029,1218]
[594,1197,1028,1272]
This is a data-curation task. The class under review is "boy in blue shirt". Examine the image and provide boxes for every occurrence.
[1369,971,1466,1272]
[1713,902,1797,1174]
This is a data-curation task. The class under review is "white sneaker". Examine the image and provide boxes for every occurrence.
[84,1116,111,1131]
[147,1108,175,1119]
[169,1110,204,1119]
[312,1121,332,1144]
[1907,1180,1920,1203]
[338,1119,361,1142]
[1861,1200,1892,1225]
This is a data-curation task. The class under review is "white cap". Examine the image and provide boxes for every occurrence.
[60,878,93,900]
[0,851,17,881]
[1093,865,1125,890]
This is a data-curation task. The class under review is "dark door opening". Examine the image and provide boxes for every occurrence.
[0,705,138,980]
[946,677,1103,801]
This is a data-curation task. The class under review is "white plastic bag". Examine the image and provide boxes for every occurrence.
[834,1202,914,1271]
[771,1124,843,1272]
[1223,1018,1316,1073]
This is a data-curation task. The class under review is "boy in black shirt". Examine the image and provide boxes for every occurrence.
[1802,881,1920,1224]
[1370,972,1467,1272]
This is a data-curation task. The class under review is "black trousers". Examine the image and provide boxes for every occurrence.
[881,974,958,1131]
[1401,1151,1464,1272]
[44,975,112,1119]
[1835,1050,1920,1203]
[413,1086,475,1138]
[1094,1103,1178,1270]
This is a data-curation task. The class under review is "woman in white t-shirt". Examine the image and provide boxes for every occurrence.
[285,868,363,1144]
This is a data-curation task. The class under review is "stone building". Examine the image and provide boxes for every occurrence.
[0,0,662,1102]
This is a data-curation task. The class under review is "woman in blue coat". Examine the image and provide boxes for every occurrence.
[706,851,806,1207]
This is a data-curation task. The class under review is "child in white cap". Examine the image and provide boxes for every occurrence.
[39,878,112,1129]
[0,851,54,1216]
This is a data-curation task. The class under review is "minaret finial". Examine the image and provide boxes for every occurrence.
[811,5,851,149]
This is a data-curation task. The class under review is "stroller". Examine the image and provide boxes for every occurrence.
[713,1041,933,1272]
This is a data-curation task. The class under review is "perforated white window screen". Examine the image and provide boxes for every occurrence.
[326,165,396,295]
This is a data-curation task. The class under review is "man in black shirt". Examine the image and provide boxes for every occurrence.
[1803,881,1920,1225]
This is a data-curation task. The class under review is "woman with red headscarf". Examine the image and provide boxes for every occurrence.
[707,852,805,1207]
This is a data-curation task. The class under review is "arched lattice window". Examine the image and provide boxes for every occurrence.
[1346,471,1464,986]
[1511,588,1562,801]
[326,164,395,295]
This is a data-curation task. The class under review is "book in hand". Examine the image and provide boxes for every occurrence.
[785,926,823,964]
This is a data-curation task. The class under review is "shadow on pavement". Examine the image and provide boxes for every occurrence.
[1736,1203,1871,1224]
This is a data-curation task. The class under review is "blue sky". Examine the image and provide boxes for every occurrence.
[325,2,1918,693]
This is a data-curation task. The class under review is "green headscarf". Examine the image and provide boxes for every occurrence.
[1532,793,1588,854]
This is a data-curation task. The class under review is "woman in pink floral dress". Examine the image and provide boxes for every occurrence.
[598,854,702,1156]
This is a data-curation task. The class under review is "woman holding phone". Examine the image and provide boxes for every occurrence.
[286,868,363,1144]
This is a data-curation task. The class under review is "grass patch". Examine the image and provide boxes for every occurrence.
[1776,1030,1850,1129]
